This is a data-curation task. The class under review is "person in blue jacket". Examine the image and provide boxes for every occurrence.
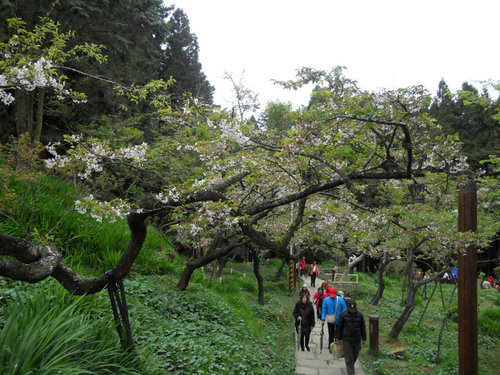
[321,287,347,352]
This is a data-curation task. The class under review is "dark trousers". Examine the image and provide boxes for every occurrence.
[300,326,311,350]
[343,340,361,375]
[327,323,337,351]
[311,273,317,287]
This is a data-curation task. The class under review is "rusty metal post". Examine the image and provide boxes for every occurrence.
[369,315,379,354]
[458,181,478,375]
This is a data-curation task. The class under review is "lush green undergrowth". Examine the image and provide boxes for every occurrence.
[342,272,500,375]
[0,268,296,374]
[0,279,139,375]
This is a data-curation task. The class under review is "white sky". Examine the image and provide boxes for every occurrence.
[166,0,499,113]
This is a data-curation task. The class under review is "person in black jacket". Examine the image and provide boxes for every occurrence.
[336,298,366,375]
[293,295,315,351]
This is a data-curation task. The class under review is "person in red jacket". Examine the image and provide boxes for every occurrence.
[299,257,306,277]
[488,276,495,287]
[312,286,325,319]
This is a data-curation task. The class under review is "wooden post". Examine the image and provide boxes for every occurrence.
[369,315,379,354]
[458,181,478,375]
[289,259,296,292]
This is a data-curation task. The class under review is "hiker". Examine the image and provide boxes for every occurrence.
[482,278,491,289]
[321,287,346,352]
[337,298,366,375]
[293,295,315,351]
[332,265,338,281]
[312,286,324,319]
[321,281,328,294]
[488,275,495,287]
[299,257,306,277]
[309,261,320,287]
[299,284,311,299]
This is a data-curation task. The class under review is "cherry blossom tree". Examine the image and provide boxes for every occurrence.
[1,66,473,304]
[0,17,105,141]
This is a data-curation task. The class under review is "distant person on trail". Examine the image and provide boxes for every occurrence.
[293,295,315,351]
[336,298,366,375]
[482,278,491,289]
[299,284,311,299]
[321,281,328,294]
[309,261,320,287]
[332,265,338,281]
[321,287,346,352]
[299,257,306,277]
[488,276,495,287]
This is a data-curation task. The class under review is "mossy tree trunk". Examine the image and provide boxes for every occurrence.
[250,245,265,305]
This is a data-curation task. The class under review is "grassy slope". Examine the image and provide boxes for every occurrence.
[1,174,297,374]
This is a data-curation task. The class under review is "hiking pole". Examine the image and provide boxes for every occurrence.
[320,325,324,353]
[297,323,301,349]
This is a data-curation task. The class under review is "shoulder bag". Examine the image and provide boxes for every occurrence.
[326,297,338,323]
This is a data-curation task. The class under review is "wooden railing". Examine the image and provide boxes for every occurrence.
[332,273,359,290]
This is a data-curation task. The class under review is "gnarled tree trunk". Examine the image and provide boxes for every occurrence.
[216,255,229,278]
[33,88,45,142]
[1,198,152,294]
[274,257,287,280]
[370,251,392,305]
[389,247,442,338]
[176,240,248,291]
[341,253,365,281]
[249,246,265,305]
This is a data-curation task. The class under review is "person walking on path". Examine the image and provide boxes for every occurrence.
[309,261,320,287]
[312,281,328,319]
[337,298,367,375]
[321,287,346,352]
[299,284,311,299]
[293,295,315,351]
[312,286,324,320]
[299,257,306,277]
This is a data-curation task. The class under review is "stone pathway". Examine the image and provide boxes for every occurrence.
[295,276,366,375]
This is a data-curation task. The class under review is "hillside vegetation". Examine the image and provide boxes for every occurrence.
[0,174,296,374]
[1,176,499,374]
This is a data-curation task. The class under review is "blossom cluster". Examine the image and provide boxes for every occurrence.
[156,186,180,204]
[74,195,133,223]
[111,143,148,167]
[44,138,149,180]
[0,57,80,105]
[207,118,250,145]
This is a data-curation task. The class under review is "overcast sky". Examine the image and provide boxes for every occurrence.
[166,0,499,112]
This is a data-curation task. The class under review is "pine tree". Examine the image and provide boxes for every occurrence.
[159,9,214,107]
[429,80,500,170]
[0,0,171,140]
